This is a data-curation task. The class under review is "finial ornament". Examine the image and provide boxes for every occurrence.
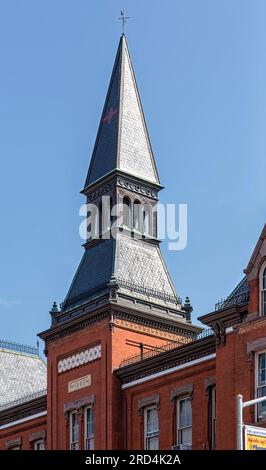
[51,301,59,313]
[118,9,130,34]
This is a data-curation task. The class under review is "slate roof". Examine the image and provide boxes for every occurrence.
[0,341,47,409]
[84,34,160,188]
[227,276,249,300]
[215,276,249,311]
[62,234,181,311]
[63,238,116,309]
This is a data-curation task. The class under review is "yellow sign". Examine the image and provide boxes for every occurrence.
[68,374,91,393]
[245,425,266,450]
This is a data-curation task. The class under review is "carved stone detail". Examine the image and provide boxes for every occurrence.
[117,177,157,199]
[64,395,95,418]
[58,345,101,374]
[138,394,160,415]
[86,180,116,202]
[171,384,194,401]
[213,320,226,346]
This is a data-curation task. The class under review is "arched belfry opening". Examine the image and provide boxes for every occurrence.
[122,196,132,229]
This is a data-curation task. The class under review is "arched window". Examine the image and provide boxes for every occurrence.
[143,204,152,236]
[262,265,266,316]
[133,200,142,232]
[102,196,112,232]
[87,204,99,240]
[122,197,131,228]
[99,202,102,235]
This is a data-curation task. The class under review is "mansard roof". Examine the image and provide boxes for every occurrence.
[0,340,47,410]
[84,35,160,189]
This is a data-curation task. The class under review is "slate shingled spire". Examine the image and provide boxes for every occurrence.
[57,35,198,335]
[84,35,160,188]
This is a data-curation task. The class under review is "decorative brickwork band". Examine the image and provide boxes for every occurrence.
[58,345,101,374]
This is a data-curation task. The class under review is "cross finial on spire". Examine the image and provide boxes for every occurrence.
[118,9,130,34]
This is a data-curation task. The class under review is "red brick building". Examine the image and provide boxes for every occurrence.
[0,35,266,451]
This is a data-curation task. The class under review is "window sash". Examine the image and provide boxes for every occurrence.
[70,412,79,450]
[210,386,216,450]
[144,406,159,450]
[145,436,159,450]
[263,268,266,290]
[177,397,192,449]
[260,265,266,316]
[178,427,192,449]
[84,407,94,450]
[33,439,45,450]
[262,290,266,316]
[256,352,266,419]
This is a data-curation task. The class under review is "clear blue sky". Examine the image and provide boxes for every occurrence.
[0,0,265,348]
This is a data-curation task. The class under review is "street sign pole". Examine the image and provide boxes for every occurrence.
[236,394,266,450]
[236,394,243,450]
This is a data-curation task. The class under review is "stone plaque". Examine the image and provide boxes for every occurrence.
[68,374,91,393]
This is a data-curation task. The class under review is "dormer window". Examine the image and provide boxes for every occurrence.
[260,263,266,316]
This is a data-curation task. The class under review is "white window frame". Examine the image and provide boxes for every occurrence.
[144,405,159,450]
[33,439,45,450]
[84,406,94,450]
[260,261,266,317]
[255,350,266,421]
[177,396,192,450]
[69,411,79,450]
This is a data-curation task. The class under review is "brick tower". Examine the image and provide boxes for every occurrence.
[39,34,200,450]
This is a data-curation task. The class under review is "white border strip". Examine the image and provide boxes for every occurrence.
[0,411,47,430]
[122,353,216,389]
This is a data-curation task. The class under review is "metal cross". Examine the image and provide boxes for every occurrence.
[118,9,130,34]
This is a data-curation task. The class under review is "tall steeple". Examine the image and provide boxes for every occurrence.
[84,35,160,189]
[52,35,198,336]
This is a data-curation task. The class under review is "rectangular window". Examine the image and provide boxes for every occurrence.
[256,351,266,419]
[144,406,159,450]
[84,406,94,450]
[177,397,192,450]
[33,439,45,450]
[70,411,79,450]
[210,386,216,450]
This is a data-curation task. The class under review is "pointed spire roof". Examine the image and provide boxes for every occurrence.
[84,35,160,189]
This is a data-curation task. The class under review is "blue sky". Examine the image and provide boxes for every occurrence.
[0,0,265,348]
